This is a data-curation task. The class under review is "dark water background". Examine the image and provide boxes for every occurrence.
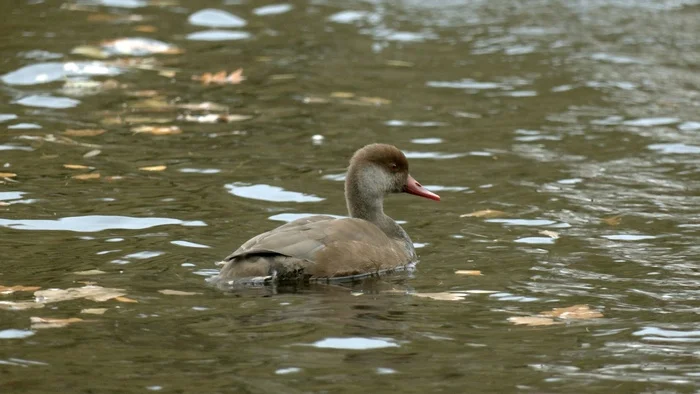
[1,0,699,392]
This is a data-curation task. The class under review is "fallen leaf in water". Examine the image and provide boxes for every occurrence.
[330,92,355,98]
[63,164,92,170]
[602,215,622,226]
[83,149,102,158]
[72,173,101,180]
[461,209,506,218]
[114,296,138,303]
[132,125,181,135]
[73,269,106,276]
[538,230,560,239]
[159,70,176,78]
[0,301,44,311]
[178,114,252,123]
[35,286,126,303]
[81,308,108,315]
[508,316,559,326]
[413,292,467,301]
[0,285,41,294]
[193,68,244,85]
[0,172,18,178]
[455,270,482,276]
[134,25,157,33]
[30,317,84,329]
[158,289,202,296]
[539,304,603,320]
[139,165,166,172]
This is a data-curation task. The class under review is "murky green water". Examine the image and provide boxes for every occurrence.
[1,0,699,392]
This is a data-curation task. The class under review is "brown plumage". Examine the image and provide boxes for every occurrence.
[211,143,440,286]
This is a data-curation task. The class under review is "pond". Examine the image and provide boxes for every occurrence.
[1,0,699,392]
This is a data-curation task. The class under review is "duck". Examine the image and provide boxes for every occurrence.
[212,143,440,286]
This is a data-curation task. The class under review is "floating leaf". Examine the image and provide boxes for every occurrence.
[81,308,108,315]
[0,172,17,178]
[193,68,244,85]
[105,175,124,182]
[63,164,91,170]
[114,296,138,303]
[139,165,166,172]
[132,125,181,135]
[0,301,44,311]
[461,209,506,218]
[159,70,176,78]
[178,114,251,123]
[158,289,202,296]
[34,285,126,303]
[330,92,355,98]
[412,292,467,301]
[0,285,41,294]
[73,269,106,275]
[538,230,560,239]
[72,173,101,180]
[83,149,102,158]
[455,270,482,276]
[539,304,603,320]
[30,317,84,329]
[508,316,559,326]
[602,215,622,226]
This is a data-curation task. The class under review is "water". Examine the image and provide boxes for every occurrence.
[1,0,699,392]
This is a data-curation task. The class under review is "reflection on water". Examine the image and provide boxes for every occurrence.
[1,0,699,392]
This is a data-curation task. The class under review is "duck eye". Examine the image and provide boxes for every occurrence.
[390,163,398,171]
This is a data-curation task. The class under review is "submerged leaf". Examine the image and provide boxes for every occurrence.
[63,129,106,137]
[178,113,251,123]
[34,285,126,303]
[461,209,506,218]
[539,304,603,320]
[0,301,45,311]
[413,292,467,301]
[114,296,138,303]
[177,102,229,111]
[81,308,108,315]
[330,92,355,98]
[73,269,106,275]
[83,149,102,158]
[602,215,622,226]
[158,289,202,296]
[139,165,166,172]
[508,316,559,326]
[132,125,181,135]
[0,285,41,294]
[455,270,482,276]
[0,172,18,178]
[63,164,92,170]
[71,173,101,180]
[538,230,560,239]
[30,317,84,329]
[193,68,244,85]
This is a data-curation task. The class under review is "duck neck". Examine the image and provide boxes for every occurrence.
[345,167,413,252]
